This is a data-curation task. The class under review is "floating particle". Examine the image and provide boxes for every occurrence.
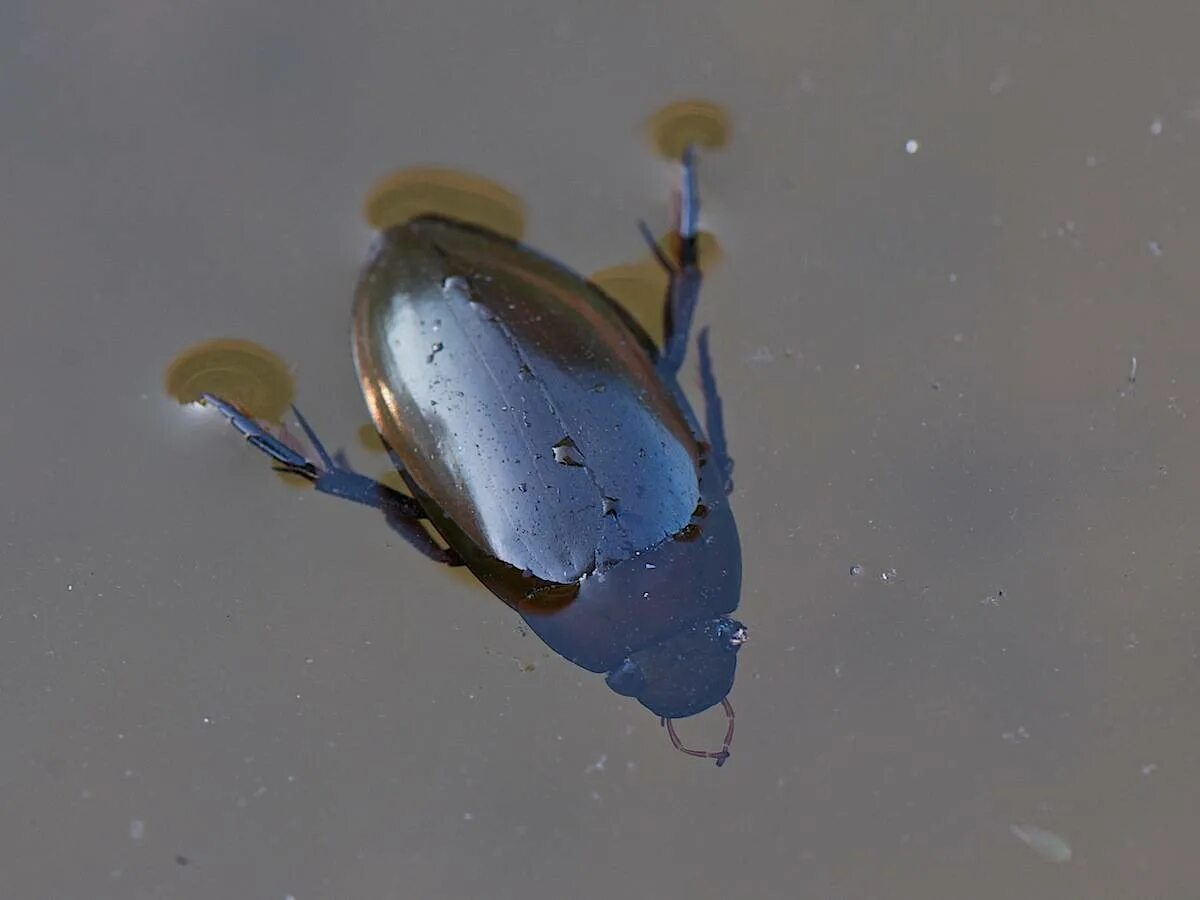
[1011,824,1072,863]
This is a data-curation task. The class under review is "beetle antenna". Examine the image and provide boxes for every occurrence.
[660,697,735,766]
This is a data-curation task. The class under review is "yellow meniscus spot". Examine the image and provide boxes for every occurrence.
[164,338,292,423]
[363,167,526,238]
[645,100,732,159]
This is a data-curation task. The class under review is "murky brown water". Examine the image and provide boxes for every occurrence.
[4,3,1200,897]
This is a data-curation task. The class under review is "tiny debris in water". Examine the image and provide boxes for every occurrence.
[905,138,920,154]
[1001,725,1030,743]
[427,342,444,363]
[849,564,864,577]
[1150,116,1164,136]
[1011,824,1072,863]
[585,754,608,774]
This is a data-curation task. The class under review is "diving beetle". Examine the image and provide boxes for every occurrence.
[203,147,747,764]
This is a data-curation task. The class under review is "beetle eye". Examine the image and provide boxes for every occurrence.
[605,658,646,698]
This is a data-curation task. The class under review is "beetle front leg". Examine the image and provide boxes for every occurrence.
[202,394,462,565]
[652,146,703,378]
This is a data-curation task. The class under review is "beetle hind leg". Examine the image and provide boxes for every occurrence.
[201,393,462,566]
[697,328,734,494]
[656,146,703,378]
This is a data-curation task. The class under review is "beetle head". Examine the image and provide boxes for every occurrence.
[604,616,747,719]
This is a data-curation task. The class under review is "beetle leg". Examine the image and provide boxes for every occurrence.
[201,393,317,474]
[658,145,702,378]
[697,327,734,495]
[636,220,677,273]
[201,393,462,566]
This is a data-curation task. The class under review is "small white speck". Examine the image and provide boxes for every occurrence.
[129,819,145,841]
[880,567,897,583]
[1086,153,1099,167]
[644,563,656,569]
[286,895,297,900]
[1148,241,1163,257]
[585,754,608,774]
[1150,116,1164,136]
[463,812,474,821]
[1141,763,1158,776]
[947,272,957,283]
[202,717,212,725]
[905,138,920,154]
[849,564,863,577]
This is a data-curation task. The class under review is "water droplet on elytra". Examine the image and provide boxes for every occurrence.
[552,436,585,466]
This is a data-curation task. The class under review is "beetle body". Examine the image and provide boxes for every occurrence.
[353,215,743,720]
[201,149,746,759]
